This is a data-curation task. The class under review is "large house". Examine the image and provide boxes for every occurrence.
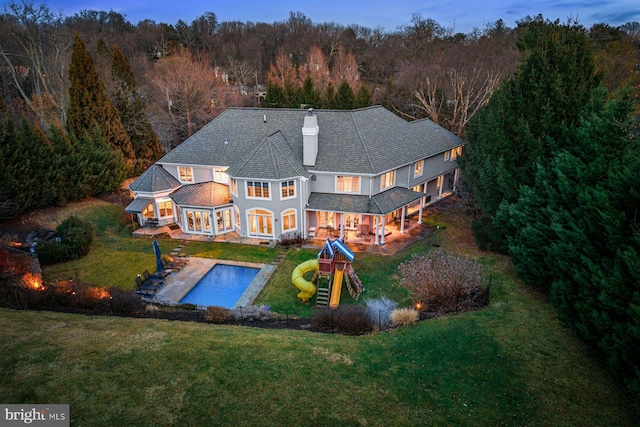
[126,106,464,245]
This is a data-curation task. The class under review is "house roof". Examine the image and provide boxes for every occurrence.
[158,106,464,176]
[225,131,312,179]
[169,182,231,208]
[306,187,425,215]
[129,164,181,193]
[124,197,152,213]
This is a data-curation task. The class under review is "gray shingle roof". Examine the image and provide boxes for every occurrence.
[158,106,464,176]
[129,164,181,193]
[169,182,231,207]
[225,131,312,179]
[306,187,425,215]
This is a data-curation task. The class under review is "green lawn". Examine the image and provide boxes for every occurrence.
[9,200,634,426]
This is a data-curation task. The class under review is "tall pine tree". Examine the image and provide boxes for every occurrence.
[460,18,601,250]
[495,89,640,410]
[111,44,163,173]
[66,34,134,172]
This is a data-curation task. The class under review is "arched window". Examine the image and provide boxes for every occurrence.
[281,209,297,232]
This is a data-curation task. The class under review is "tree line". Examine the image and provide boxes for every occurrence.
[460,18,640,413]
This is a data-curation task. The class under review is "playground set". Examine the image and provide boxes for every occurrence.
[291,238,364,308]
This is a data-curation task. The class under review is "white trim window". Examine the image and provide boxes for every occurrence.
[246,181,271,199]
[231,178,238,196]
[336,176,360,193]
[179,166,194,183]
[281,209,297,232]
[414,160,424,177]
[444,150,450,161]
[214,169,229,183]
[281,180,296,200]
[157,199,173,218]
[381,170,395,190]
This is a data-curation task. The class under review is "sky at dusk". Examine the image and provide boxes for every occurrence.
[18,1,640,32]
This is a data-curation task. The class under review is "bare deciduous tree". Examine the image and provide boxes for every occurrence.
[413,66,502,136]
[148,47,221,146]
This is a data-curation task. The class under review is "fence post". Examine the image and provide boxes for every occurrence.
[109,296,114,316]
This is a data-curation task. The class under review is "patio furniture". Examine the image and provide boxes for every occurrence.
[143,269,164,284]
[134,275,161,296]
[356,224,370,237]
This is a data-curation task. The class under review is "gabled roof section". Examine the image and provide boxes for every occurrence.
[157,106,465,176]
[225,131,312,180]
[129,164,181,193]
[169,182,231,208]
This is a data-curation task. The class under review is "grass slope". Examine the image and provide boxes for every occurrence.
[4,200,634,425]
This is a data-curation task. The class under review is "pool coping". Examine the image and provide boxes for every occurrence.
[153,258,275,309]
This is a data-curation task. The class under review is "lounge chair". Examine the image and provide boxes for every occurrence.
[143,269,165,284]
[135,275,161,296]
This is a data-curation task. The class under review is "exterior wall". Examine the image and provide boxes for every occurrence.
[231,177,305,239]
[132,190,177,227]
[309,172,372,196]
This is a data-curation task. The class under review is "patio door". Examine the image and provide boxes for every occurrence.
[185,210,211,234]
[344,214,360,230]
[216,208,233,234]
[248,209,273,238]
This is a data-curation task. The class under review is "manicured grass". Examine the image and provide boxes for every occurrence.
[42,201,279,290]
[13,200,635,425]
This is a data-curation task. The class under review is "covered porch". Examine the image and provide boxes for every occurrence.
[305,187,429,246]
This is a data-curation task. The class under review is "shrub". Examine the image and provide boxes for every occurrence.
[36,215,94,265]
[365,297,398,330]
[57,215,94,259]
[390,308,419,327]
[230,306,272,321]
[311,305,373,334]
[35,240,69,265]
[394,248,487,315]
[205,306,231,323]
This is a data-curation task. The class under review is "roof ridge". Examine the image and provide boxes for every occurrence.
[350,110,376,174]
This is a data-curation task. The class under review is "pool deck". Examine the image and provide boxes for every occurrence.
[153,258,275,309]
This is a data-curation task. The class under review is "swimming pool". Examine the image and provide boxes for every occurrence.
[179,263,260,308]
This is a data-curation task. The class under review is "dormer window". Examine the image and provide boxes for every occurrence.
[179,166,193,183]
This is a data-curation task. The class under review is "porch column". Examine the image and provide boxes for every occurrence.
[400,206,406,233]
[418,197,424,223]
[340,213,345,240]
[438,174,444,199]
[380,216,386,245]
[453,168,460,192]
[374,216,380,246]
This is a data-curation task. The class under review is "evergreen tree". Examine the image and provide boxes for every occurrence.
[322,82,337,109]
[496,89,640,411]
[355,84,372,108]
[262,80,286,107]
[336,81,356,109]
[300,76,321,108]
[111,44,163,173]
[460,18,601,249]
[66,34,134,172]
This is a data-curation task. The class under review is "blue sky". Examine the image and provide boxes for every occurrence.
[24,1,640,32]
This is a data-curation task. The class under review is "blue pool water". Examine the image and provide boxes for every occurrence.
[179,264,260,308]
